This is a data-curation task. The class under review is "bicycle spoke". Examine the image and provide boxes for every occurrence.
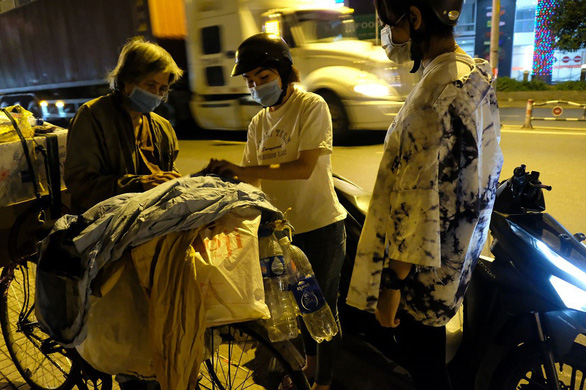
[200,324,306,390]
[1,261,77,390]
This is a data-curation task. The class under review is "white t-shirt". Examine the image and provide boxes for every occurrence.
[242,88,347,233]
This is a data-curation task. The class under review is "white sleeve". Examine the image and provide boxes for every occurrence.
[298,94,332,154]
[241,118,259,166]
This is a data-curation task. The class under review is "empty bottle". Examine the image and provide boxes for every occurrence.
[259,232,298,342]
[279,236,339,343]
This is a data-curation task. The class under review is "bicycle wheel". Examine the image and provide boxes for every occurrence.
[0,261,79,390]
[198,322,310,390]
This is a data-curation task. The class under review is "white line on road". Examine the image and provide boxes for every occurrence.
[502,129,586,136]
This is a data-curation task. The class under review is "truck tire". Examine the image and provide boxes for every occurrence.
[316,90,350,145]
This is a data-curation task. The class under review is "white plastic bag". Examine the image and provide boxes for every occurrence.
[195,207,270,326]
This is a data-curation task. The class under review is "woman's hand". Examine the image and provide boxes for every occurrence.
[205,159,239,177]
[375,288,402,328]
[140,171,181,190]
[205,159,254,181]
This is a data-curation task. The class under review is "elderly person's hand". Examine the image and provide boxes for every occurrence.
[204,159,247,180]
[140,171,182,190]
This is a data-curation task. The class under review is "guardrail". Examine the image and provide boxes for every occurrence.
[521,99,586,129]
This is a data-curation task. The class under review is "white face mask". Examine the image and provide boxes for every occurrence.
[249,78,283,107]
[380,24,412,64]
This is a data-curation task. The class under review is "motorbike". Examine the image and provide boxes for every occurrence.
[334,165,586,390]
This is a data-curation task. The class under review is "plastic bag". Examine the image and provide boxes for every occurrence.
[0,105,35,143]
[76,254,156,379]
[195,207,270,326]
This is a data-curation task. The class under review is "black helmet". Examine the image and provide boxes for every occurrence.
[419,0,464,26]
[231,33,293,77]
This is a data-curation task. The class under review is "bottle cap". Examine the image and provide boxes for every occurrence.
[278,236,291,246]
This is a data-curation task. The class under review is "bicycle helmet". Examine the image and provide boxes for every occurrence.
[418,0,464,26]
[231,33,293,77]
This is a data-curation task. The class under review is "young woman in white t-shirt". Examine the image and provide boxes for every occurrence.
[206,33,347,390]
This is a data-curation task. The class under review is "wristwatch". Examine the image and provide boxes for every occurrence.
[380,267,407,290]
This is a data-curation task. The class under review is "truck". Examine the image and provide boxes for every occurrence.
[0,0,416,142]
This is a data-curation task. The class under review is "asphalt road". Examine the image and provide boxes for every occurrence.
[176,112,586,236]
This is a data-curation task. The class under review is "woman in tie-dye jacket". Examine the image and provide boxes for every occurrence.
[347,0,504,389]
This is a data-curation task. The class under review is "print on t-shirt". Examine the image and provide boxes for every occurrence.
[258,128,291,162]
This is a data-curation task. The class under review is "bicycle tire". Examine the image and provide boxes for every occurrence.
[0,261,79,390]
[198,322,310,390]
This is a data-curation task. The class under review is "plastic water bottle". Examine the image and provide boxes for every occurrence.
[279,236,339,343]
[259,232,298,342]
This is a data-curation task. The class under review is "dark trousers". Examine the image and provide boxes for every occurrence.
[293,220,346,386]
[396,314,452,390]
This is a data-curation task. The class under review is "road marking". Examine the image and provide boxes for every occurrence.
[502,129,586,136]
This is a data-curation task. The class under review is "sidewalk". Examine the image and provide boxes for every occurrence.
[0,292,413,390]
[0,336,28,390]
[1,321,411,390]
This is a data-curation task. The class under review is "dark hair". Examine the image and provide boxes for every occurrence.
[261,61,301,85]
[288,66,301,84]
[107,36,184,90]
[374,0,454,38]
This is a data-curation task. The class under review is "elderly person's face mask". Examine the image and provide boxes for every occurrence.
[127,86,164,113]
[126,71,170,113]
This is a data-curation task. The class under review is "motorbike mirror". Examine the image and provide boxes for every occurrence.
[493,165,549,214]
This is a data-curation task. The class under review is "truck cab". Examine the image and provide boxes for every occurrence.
[186,0,417,141]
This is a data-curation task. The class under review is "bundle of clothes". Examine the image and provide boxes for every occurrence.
[36,175,284,390]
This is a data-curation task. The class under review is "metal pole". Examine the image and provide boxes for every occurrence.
[490,0,501,77]
[522,99,534,129]
[375,9,379,46]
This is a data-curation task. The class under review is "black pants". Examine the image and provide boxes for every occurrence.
[396,314,452,390]
[293,220,346,386]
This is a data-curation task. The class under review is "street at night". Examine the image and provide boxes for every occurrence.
[176,110,586,236]
[1,0,586,388]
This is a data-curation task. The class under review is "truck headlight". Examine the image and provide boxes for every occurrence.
[550,275,586,312]
[353,83,390,97]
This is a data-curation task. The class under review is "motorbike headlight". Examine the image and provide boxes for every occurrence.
[550,275,586,312]
[353,83,390,97]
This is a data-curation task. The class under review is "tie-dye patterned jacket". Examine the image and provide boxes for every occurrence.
[347,52,504,326]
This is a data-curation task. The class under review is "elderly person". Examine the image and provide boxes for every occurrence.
[64,36,183,213]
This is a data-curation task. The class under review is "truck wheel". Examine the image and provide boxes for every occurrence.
[316,90,350,145]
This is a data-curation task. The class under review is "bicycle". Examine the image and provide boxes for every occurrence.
[1,205,309,390]
[198,322,309,390]
[0,107,309,390]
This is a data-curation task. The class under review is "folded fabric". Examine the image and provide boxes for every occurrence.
[36,175,283,347]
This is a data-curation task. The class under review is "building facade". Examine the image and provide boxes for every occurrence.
[348,0,586,82]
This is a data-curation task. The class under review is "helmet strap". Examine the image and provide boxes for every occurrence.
[268,64,292,107]
[409,22,426,73]
[270,83,288,107]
